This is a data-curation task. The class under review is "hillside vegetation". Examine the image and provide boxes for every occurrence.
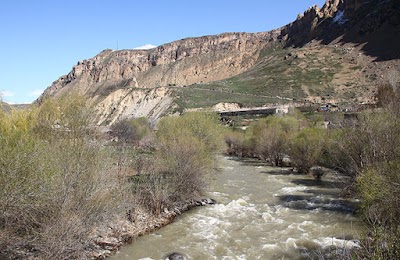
[174,40,376,111]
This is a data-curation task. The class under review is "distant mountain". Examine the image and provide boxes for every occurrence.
[0,101,11,112]
[1,102,31,112]
[39,0,400,125]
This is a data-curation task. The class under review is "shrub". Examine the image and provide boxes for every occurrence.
[0,95,128,258]
[132,112,224,215]
[287,127,326,174]
[110,117,151,145]
[250,116,299,165]
[355,161,400,258]
[224,130,253,157]
[330,112,400,177]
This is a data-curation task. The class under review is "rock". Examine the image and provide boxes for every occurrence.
[201,198,216,205]
[206,198,216,205]
[213,102,242,112]
[96,237,122,251]
[295,52,306,59]
[165,252,186,260]
[92,250,112,258]
[36,0,397,126]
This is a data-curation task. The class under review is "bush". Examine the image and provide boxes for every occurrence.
[329,112,400,177]
[250,116,299,165]
[355,161,400,258]
[132,112,224,215]
[0,95,128,258]
[110,117,151,145]
[224,130,254,157]
[287,127,326,174]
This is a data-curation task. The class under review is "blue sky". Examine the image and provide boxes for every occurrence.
[0,0,324,104]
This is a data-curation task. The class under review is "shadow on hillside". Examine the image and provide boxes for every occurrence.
[285,0,400,61]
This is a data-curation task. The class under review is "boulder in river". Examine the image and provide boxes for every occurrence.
[165,252,186,260]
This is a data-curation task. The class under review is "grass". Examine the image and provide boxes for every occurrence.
[173,87,282,112]
[172,43,348,111]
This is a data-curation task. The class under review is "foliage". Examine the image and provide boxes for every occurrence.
[355,161,400,258]
[130,112,224,216]
[333,77,400,258]
[249,116,299,166]
[287,127,326,174]
[34,94,93,140]
[110,117,151,145]
[157,111,224,154]
[0,95,127,258]
[224,129,254,158]
[330,111,400,177]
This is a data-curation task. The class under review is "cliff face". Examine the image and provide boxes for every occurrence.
[282,0,400,60]
[40,32,280,125]
[44,32,277,97]
[281,0,365,45]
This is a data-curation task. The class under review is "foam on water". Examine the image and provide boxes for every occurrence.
[280,185,308,194]
[262,243,279,250]
[313,237,360,249]
[261,212,284,223]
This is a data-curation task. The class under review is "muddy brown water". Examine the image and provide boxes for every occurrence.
[112,157,364,260]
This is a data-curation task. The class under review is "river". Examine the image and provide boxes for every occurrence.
[112,157,364,259]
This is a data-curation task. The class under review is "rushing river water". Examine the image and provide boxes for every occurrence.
[113,157,364,260]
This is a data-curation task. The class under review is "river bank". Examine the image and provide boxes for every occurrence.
[88,198,216,259]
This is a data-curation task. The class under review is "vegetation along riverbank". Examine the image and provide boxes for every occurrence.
[224,79,400,258]
[0,96,223,259]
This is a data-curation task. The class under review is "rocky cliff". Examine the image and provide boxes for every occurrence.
[39,0,399,125]
[282,0,400,60]
[40,32,281,125]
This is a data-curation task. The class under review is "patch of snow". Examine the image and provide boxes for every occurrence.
[332,10,348,25]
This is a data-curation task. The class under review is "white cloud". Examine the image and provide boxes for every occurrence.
[30,89,44,96]
[133,44,157,50]
[0,90,15,97]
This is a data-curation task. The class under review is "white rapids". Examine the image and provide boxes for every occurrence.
[113,157,364,260]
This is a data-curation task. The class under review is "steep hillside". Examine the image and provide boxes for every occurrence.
[39,0,400,125]
[40,32,278,124]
